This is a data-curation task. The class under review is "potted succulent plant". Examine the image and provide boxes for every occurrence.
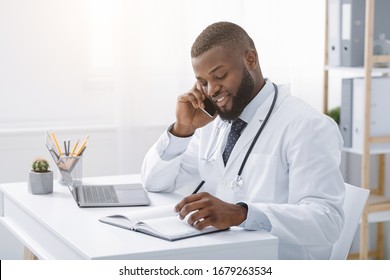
[28,158,53,195]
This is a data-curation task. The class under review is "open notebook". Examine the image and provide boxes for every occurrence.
[99,204,225,241]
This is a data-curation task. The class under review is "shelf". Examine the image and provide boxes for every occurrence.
[372,55,390,64]
[367,211,390,223]
[324,65,390,75]
[367,194,390,205]
[343,145,390,155]
[370,136,390,143]
[344,136,390,155]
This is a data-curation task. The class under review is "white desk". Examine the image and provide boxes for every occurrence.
[0,174,278,259]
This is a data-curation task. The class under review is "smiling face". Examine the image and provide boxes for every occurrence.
[192,46,257,121]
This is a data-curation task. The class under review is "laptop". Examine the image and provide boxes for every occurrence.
[58,158,151,208]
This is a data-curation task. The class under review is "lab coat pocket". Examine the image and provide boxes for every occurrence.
[239,154,277,202]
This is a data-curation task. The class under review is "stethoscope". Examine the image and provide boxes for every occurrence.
[203,83,278,192]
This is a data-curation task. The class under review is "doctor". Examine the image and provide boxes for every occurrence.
[141,22,345,259]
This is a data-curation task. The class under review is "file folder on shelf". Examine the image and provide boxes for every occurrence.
[340,79,353,148]
[328,0,342,66]
[341,77,390,153]
[340,0,365,67]
[328,0,390,67]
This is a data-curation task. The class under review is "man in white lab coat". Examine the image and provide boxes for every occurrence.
[141,22,345,259]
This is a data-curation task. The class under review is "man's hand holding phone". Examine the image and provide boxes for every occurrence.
[171,82,218,137]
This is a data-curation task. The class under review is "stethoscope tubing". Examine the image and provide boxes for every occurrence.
[236,83,278,177]
[230,83,278,192]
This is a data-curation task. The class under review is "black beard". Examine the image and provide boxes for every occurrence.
[217,67,255,121]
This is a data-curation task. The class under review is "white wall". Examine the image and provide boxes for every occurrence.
[0,0,118,130]
[0,0,388,259]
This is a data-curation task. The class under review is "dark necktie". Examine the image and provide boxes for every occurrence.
[222,118,247,165]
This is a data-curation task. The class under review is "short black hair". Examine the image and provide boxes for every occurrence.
[191,21,256,58]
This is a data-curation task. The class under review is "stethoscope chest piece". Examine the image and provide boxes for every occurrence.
[231,175,244,192]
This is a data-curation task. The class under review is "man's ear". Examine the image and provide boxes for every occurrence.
[245,49,258,70]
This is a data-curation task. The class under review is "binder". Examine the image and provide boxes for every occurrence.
[340,0,390,67]
[328,0,342,66]
[340,79,353,147]
[343,77,390,152]
[340,0,365,67]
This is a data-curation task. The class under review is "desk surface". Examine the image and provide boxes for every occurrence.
[0,174,278,259]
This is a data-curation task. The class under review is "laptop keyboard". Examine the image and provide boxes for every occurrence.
[83,185,119,204]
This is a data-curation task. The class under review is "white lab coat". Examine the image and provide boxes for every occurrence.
[141,84,345,259]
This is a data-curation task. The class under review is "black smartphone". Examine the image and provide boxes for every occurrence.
[201,98,217,117]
